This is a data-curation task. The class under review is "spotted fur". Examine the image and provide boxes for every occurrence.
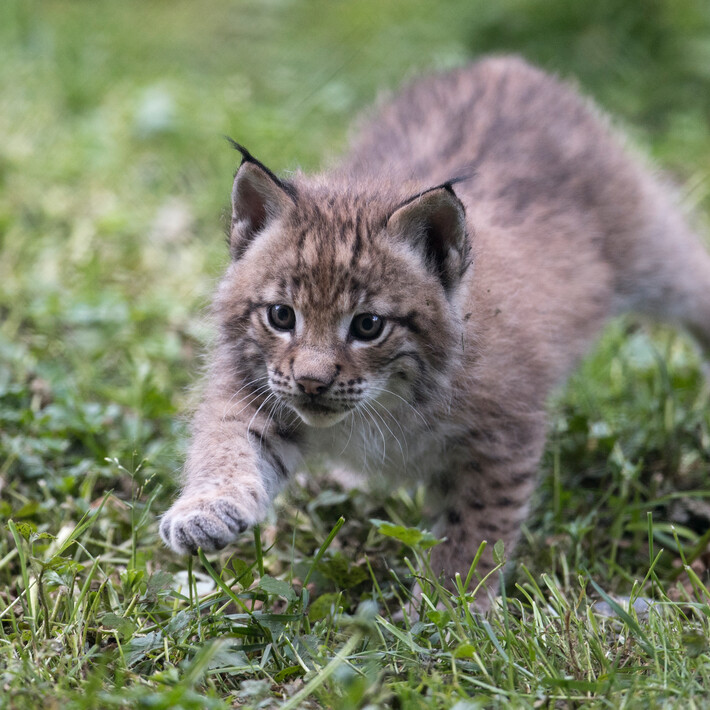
[160,56,710,604]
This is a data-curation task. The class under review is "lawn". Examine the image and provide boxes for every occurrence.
[1,0,710,707]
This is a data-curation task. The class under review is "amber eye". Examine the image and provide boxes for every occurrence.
[350,313,384,341]
[267,305,296,331]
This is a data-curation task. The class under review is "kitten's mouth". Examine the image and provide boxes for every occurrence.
[293,400,350,428]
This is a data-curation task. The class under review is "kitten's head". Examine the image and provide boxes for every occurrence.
[215,146,472,428]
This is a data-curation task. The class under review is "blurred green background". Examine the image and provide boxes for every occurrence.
[1,0,710,545]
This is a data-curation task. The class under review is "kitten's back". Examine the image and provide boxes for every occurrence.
[345,56,710,369]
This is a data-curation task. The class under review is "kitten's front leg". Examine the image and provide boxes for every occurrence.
[160,389,296,555]
[429,413,546,608]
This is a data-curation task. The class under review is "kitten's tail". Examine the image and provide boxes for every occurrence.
[618,174,710,353]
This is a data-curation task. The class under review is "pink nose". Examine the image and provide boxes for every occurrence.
[296,377,332,396]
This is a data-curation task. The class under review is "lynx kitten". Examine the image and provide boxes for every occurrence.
[160,57,710,599]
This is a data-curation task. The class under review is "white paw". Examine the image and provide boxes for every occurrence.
[159,497,255,555]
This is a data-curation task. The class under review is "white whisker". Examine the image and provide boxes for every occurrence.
[338,409,357,457]
[220,383,272,426]
[369,385,431,431]
[219,376,269,420]
[369,397,408,464]
[359,400,387,465]
[247,392,277,437]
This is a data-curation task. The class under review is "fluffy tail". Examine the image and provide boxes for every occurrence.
[616,174,710,352]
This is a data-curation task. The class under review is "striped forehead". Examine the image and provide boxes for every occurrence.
[282,194,387,310]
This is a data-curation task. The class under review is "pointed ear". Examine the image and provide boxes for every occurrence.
[229,149,296,260]
[387,185,470,291]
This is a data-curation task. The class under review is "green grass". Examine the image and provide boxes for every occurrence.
[1,0,710,707]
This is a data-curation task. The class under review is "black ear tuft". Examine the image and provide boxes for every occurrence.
[387,183,471,291]
[225,136,256,163]
[227,142,297,260]
[225,137,298,201]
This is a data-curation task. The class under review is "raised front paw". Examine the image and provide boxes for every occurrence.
[159,497,253,555]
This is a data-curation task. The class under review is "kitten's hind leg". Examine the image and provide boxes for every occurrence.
[427,411,547,610]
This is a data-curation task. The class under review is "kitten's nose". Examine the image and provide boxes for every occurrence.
[296,376,333,396]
